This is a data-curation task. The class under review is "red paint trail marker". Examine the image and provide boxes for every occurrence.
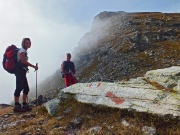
[89,83,101,88]
[106,91,125,105]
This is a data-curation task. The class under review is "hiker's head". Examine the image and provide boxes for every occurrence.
[22,38,31,50]
[66,53,71,61]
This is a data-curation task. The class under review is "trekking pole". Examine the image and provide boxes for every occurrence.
[35,63,38,111]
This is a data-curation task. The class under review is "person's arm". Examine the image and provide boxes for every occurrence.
[73,63,76,74]
[20,52,38,70]
[61,62,65,73]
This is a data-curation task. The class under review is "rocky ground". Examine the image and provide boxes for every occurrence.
[0,98,179,135]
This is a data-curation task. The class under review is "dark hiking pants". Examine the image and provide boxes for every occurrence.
[14,67,29,97]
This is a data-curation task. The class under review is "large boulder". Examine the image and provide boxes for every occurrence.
[59,66,180,117]
[43,98,61,116]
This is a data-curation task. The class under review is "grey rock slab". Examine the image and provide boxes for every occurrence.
[60,66,180,117]
[43,98,61,116]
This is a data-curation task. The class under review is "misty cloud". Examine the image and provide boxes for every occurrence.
[0,0,89,103]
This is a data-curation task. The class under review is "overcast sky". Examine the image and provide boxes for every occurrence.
[0,0,180,103]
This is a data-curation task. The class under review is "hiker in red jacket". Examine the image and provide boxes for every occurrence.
[14,38,38,112]
[61,53,77,87]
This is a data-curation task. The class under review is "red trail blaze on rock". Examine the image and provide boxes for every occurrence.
[106,92,125,105]
[89,83,101,87]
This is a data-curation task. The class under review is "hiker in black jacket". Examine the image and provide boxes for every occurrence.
[14,38,38,112]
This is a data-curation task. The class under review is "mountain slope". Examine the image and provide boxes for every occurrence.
[1,11,180,135]
[74,11,180,83]
[34,11,180,100]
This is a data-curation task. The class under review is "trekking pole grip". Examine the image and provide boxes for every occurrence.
[36,63,38,86]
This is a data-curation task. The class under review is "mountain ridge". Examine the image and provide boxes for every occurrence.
[74,11,180,82]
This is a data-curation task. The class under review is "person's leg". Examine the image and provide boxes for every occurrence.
[22,94,27,103]
[64,75,67,87]
[14,71,23,104]
[64,75,70,87]
[69,74,75,85]
[14,96,19,104]
[22,93,32,111]
[22,75,29,103]
[21,73,32,111]
[14,70,25,112]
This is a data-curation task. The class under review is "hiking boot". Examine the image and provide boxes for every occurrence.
[14,104,26,113]
[22,104,32,111]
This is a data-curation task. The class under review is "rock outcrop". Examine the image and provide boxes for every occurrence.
[43,98,61,116]
[145,66,180,91]
[55,66,180,117]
